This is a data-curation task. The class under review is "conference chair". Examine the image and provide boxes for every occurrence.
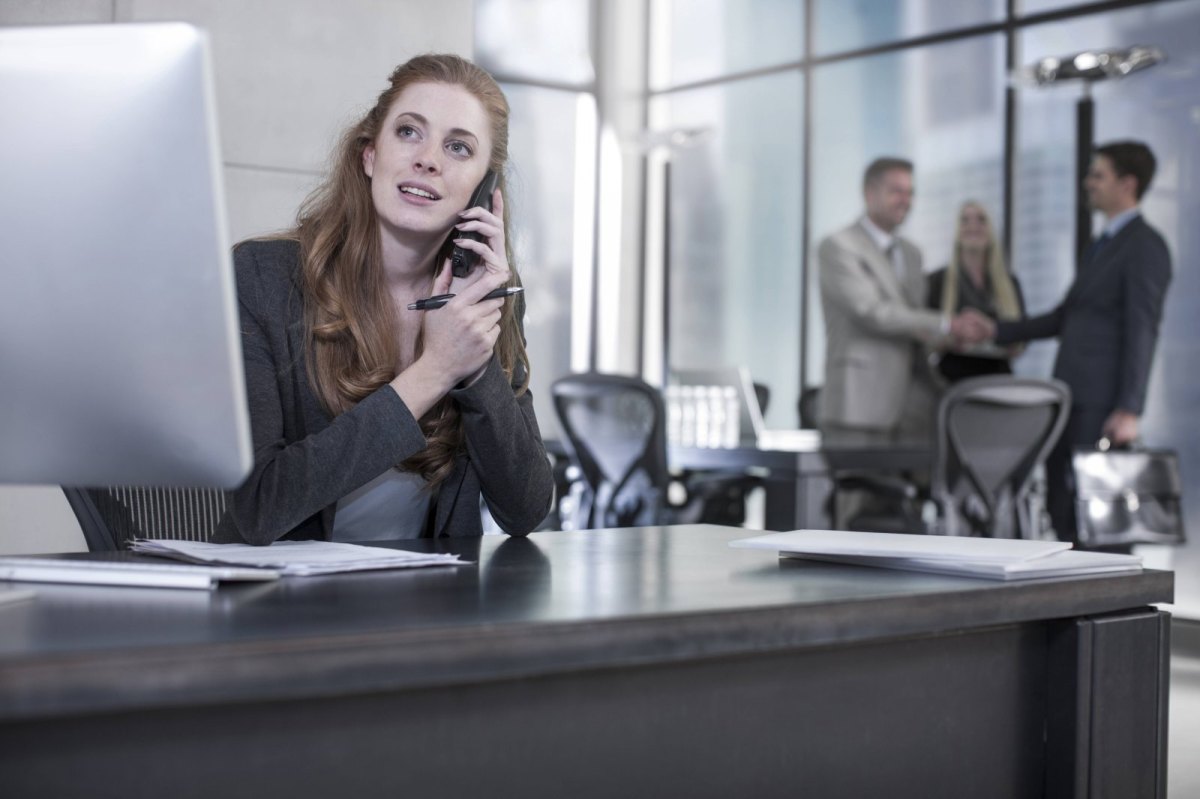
[797,386,924,533]
[553,373,731,530]
[798,386,821,429]
[552,373,672,529]
[928,376,1071,539]
[62,487,228,552]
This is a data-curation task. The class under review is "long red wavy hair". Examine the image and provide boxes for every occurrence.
[292,54,528,487]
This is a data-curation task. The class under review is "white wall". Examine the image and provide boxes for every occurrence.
[0,487,86,555]
[0,0,474,554]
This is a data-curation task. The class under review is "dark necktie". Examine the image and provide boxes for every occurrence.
[884,242,903,280]
[1083,232,1110,265]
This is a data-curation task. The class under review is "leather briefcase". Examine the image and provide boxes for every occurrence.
[1072,445,1186,547]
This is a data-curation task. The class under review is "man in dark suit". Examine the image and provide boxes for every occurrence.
[970,141,1172,544]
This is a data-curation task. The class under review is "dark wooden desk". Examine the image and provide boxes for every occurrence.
[672,440,929,530]
[0,526,1171,798]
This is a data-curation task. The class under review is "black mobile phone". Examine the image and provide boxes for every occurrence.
[444,170,499,278]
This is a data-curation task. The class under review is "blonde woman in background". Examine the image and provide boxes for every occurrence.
[927,201,1025,382]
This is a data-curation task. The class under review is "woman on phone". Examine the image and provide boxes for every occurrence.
[215,54,553,545]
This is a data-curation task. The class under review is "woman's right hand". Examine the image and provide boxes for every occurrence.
[418,258,509,388]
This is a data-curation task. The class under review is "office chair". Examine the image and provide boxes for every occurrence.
[62,487,228,552]
[552,373,672,529]
[798,386,923,533]
[553,373,726,530]
[798,386,821,429]
[928,376,1070,539]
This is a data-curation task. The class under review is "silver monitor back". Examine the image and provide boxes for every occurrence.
[0,23,252,488]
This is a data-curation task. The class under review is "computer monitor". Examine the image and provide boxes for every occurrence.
[0,23,252,488]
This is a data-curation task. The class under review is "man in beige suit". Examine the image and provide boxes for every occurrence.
[818,157,987,448]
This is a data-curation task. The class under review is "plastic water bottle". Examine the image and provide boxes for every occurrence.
[703,386,722,449]
[694,386,711,448]
[679,386,696,447]
[722,386,740,447]
[665,385,682,445]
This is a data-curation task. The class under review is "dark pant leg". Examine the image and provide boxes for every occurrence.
[820,424,894,527]
[1046,406,1107,544]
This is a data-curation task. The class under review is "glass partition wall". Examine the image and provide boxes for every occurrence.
[477,0,1200,606]
[651,71,804,427]
[475,0,598,439]
[648,0,1200,429]
[643,0,1200,608]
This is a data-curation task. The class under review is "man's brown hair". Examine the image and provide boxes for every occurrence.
[862,157,913,191]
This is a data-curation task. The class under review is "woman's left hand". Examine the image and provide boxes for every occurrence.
[448,187,510,293]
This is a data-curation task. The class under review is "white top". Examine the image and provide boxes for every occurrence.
[333,468,431,542]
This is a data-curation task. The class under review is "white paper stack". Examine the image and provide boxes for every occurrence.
[730,530,1142,581]
[131,539,466,576]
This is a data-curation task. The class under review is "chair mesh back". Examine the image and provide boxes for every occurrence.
[89,487,227,549]
[561,392,656,486]
[934,377,1070,538]
[948,404,1056,495]
[552,373,668,529]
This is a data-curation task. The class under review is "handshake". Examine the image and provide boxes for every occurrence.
[948,308,996,347]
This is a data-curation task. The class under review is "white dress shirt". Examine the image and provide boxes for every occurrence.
[1102,206,1140,238]
[859,215,905,281]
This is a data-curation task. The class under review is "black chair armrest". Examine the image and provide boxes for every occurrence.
[834,471,919,501]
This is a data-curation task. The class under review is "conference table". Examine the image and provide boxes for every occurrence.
[550,432,930,531]
[0,525,1171,798]
[671,431,929,530]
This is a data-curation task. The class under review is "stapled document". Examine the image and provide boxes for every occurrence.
[730,530,1141,580]
[130,539,465,575]
[731,529,1071,563]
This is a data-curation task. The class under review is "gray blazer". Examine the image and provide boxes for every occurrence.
[213,239,554,545]
[817,221,944,429]
[996,214,1171,415]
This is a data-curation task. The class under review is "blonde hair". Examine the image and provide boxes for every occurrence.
[941,201,1021,321]
[292,54,527,488]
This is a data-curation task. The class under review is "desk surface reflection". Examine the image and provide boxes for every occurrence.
[0,525,1172,799]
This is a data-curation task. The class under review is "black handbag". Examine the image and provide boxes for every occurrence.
[1072,443,1186,547]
